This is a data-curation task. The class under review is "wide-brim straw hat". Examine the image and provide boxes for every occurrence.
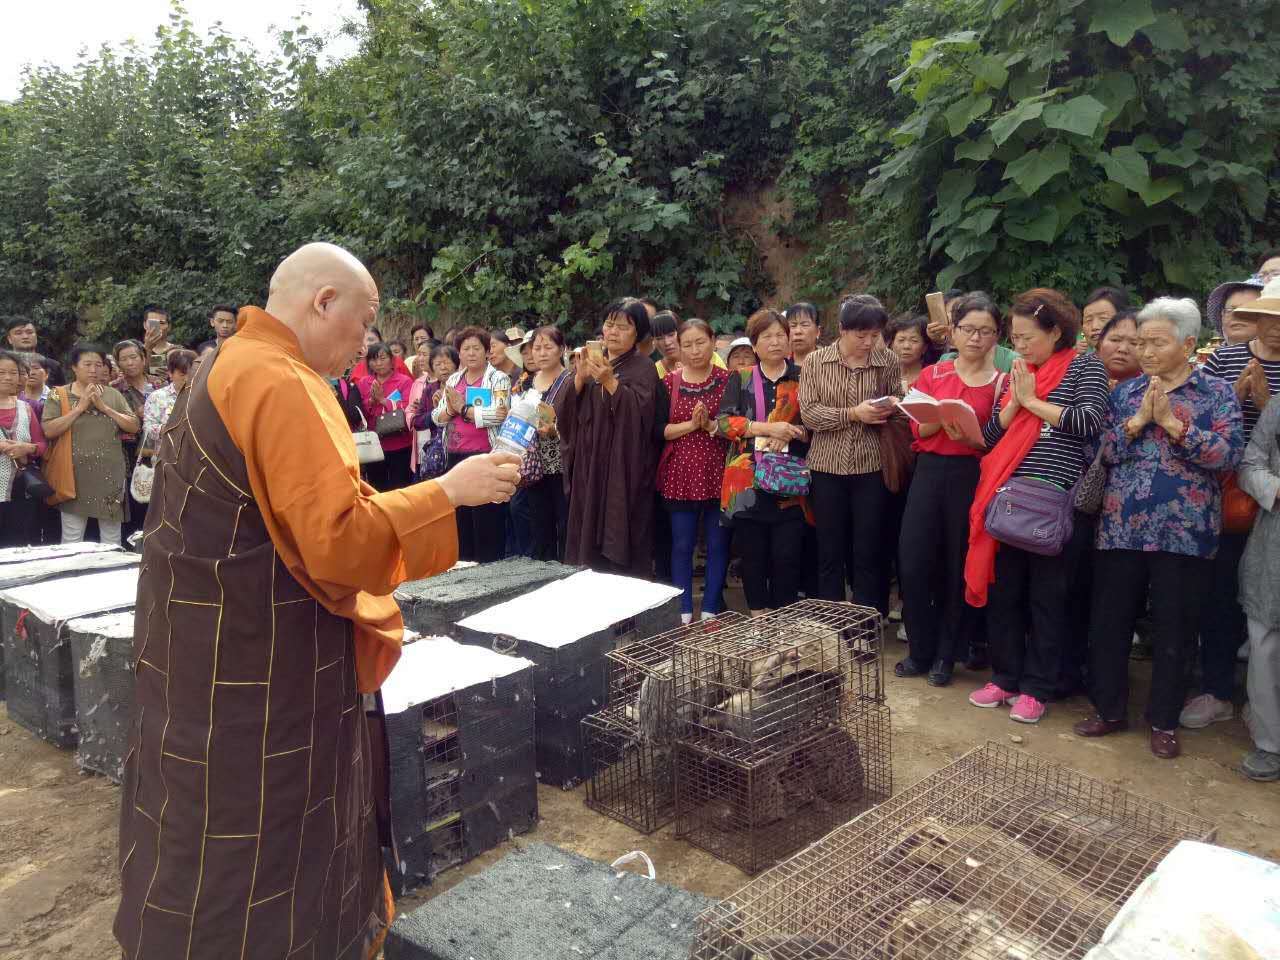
[1232,277,1280,322]
[1206,275,1266,333]
[504,329,534,370]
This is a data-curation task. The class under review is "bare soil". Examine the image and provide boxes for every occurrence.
[2,645,1276,958]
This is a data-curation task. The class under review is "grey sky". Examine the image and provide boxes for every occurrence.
[1,0,362,101]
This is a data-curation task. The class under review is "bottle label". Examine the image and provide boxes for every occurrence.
[497,415,537,451]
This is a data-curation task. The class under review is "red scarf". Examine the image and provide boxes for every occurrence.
[963,348,1076,607]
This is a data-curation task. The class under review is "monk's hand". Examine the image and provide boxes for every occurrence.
[435,451,521,506]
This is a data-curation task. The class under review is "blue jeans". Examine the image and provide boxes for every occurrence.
[669,501,731,616]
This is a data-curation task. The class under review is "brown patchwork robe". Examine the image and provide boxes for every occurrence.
[115,354,390,960]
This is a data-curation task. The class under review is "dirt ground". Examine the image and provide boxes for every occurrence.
[2,643,1276,959]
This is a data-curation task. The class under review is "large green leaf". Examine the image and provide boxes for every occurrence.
[1141,15,1192,51]
[944,94,993,137]
[1088,1,1157,46]
[944,229,999,263]
[1042,95,1107,138]
[1155,141,1199,169]
[934,168,978,227]
[937,252,990,292]
[954,136,995,162]
[957,206,1000,235]
[973,55,1009,90]
[988,100,1044,146]
[1091,72,1137,124]
[1002,142,1072,196]
[1098,145,1150,193]
[1004,206,1059,243]
[1139,176,1183,206]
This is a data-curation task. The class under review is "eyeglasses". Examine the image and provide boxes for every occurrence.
[954,324,997,341]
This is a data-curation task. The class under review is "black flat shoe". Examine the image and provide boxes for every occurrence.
[927,661,954,687]
[894,658,926,678]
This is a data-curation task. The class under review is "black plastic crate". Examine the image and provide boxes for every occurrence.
[394,558,579,638]
[381,636,538,894]
[67,611,136,781]
[0,567,138,747]
[0,547,136,700]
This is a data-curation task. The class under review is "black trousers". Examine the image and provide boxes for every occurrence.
[986,544,1069,702]
[1058,510,1098,697]
[447,452,507,562]
[811,470,889,612]
[735,512,804,611]
[367,446,413,491]
[898,453,980,669]
[1197,531,1247,701]
[527,473,567,562]
[652,493,672,583]
[1088,549,1210,731]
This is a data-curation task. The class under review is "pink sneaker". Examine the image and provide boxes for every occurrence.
[969,683,1017,708]
[1009,695,1046,724]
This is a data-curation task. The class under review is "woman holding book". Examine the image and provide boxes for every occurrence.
[895,292,1003,686]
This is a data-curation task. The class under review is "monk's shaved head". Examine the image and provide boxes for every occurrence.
[266,242,380,376]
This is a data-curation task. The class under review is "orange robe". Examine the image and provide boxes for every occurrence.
[209,307,458,691]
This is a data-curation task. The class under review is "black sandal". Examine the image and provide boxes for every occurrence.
[927,660,954,687]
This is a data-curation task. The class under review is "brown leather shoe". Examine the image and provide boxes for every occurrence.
[1073,716,1127,738]
[1150,729,1180,759]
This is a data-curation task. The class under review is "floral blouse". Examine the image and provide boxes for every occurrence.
[1096,369,1243,559]
[716,361,809,521]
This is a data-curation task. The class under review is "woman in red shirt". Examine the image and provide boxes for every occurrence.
[896,292,1004,686]
[359,342,415,490]
[657,320,731,623]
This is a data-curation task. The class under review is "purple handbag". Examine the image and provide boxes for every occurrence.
[983,476,1074,556]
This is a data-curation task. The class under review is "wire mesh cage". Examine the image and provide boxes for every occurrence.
[676,699,891,876]
[608,612,751,743]
[688,741,1217,959]
[672,601,883,764]
[583,706,678,833]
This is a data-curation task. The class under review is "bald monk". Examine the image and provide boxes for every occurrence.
[114,243,520,960]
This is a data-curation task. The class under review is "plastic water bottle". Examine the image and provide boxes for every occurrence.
[493,389,543,458]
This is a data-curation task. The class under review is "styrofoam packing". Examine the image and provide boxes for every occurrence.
[381,635,534,713]
[68,610,136,639]
[0,552,138,588]
[456,570,681,649]
[0,568,138,622]
[0,542,121,565]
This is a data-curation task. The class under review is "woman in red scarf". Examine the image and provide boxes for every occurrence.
[964,289,1110,725]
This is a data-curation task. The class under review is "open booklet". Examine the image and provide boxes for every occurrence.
[897,388,985,447]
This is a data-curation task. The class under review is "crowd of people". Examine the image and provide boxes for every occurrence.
[3,250,1279,781]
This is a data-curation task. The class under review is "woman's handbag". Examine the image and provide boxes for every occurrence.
[1073,450,1107,516]
[418,426,448,480]
[984,476,1075,556]
[877,415,915,494]
[374,407,407,438]
[749,366,810,496]
[352,410,385,465]
[0,417,55,502]
[1221,471,1259,534]
[44,386,76,506]
[130,458,155,504]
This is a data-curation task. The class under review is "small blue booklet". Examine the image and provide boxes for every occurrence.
[465,386,494,410]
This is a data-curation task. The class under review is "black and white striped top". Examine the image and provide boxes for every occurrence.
[982,351,1110,490]
[1203,342,1280,445]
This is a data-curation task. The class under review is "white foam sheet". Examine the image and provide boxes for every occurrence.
[455,570,682,649]
[381,635,534,714]
[0,567,139,623]
[68,611,136,640]
[0,542,121,565]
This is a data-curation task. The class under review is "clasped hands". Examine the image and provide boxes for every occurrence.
[1236,359,1271,410]
[1125,379,1183,441]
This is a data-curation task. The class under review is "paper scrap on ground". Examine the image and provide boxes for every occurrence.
[0,567,139,622]
[381,635,534,712]
[456,570,681,649]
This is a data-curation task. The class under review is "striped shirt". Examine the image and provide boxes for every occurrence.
[982,351,1109,490]
[1203,342,1280,445]
[800,344,903,475]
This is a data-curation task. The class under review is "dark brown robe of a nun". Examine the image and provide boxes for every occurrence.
[556,347,659,576]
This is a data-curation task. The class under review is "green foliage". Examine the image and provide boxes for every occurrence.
[0,0,1276,352]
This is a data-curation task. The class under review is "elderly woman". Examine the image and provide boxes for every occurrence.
[801,294,903,612]
[885,313,933,392]
[556,299,659,575]
[111,338,162,535]
[0,351,47,546]
[408,343,458,477]
[42,343,141,545]
[141,349,196,444]
[1238,382,1280,781]
[1073,298,1243,759]
[432,326,512,561]
[965,289,1109,724]
[717,310,809,614]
